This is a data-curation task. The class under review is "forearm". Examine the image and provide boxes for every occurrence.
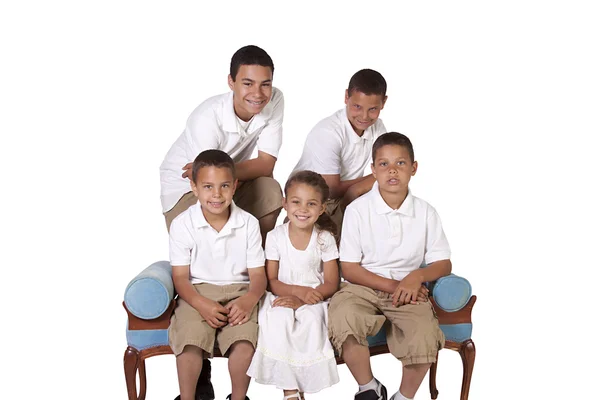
[269,279,305,298]
[235,156,275,181]
[315,281,339,300]
[414,260,452,283]
[246,271,268,303]
[328,175,370,199]
[342,175,376,204]
[173,277,207,311]
[341,262,398,294]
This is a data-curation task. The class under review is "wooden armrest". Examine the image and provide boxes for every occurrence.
[123,300,176,330]
[431,295,476,325]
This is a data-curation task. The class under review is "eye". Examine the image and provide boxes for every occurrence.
[261,83,272,87]
[379,162,387,167]
[292,200,300,204]
[354,104,360,109]
[203,185,212,189]
[397,161,405,166]
[308,202,317,207]
[243,82,251,87]
[222,184,229,188]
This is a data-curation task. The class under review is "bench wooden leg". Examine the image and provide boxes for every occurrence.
[459,339,475,400]
[124,346,147,400]
[429,352,439,399]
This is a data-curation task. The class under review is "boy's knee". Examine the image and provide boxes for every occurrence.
[228,340,255,359]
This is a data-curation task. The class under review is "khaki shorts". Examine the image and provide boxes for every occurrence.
[168,283,259,357]
[328,283,444,366]
[164,176,283,231]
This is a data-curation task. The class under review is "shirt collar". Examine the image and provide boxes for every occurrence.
[223,91,271,136]
[191,200,244,233]
[370,181,415,217]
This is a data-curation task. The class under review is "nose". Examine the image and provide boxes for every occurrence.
[212,187,222,197]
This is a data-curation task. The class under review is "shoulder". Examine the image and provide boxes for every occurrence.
[307,110,345,140]
[372,118,387,134]
[186,92,228,126]
[347,190,373,213]
[170,206,195,238]
[410,193,441,219]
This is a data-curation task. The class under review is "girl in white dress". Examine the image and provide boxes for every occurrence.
[247,170,340,399]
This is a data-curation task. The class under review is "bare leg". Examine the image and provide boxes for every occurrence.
[228,341,255,400]
[259,208,281,246]
[399,363,431,399]
[341,335,373,385]
[176,346,204,400]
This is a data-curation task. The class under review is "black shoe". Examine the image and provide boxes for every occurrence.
[354,383,387,400]
[225,396,250,400]
[174,359,215,400]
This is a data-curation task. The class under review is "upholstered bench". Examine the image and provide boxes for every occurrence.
[123,261,476,400]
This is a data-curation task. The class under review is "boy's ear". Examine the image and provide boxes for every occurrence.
[412,161,418,176]
[319,202,326,216]
[381,95,388,108]
[282,197,287,211]
[344,89,349,104]
[190,180,199,198]
[228,74,235,90]
[371,163,376,176]
[232,178,239,193]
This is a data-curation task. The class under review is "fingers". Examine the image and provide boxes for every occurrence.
[313,290,324,301]
[392,288,401,306]
[181,163,193,179]
[229,312,246,326]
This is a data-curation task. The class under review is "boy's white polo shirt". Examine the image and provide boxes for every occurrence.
[160,87,284,212]
[291,108,387,181]
[169,201,265,285]
[339,182,451,281]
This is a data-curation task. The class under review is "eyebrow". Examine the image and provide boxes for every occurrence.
[241,78,272,84]
[201,180,232,185]
[289,196,319,202]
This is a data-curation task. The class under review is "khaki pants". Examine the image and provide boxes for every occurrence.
[328,283,444,366]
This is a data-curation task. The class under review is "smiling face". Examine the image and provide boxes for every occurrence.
[283,182,326,231]
[191,166,237,219]
[228,64,273,122]
[345,90,387,136]
[371,144,418,201]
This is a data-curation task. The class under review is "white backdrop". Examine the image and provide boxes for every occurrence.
[1,1,599,399]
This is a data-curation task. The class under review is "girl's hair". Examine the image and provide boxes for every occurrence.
[284,170,338,240]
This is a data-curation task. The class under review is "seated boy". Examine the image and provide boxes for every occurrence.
[291,69,388,234]
[169,149,267,400]
[160,44,284,244]
[328,132,451,400]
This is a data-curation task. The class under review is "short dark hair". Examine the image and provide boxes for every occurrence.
[348,69,387,97]
[192,150,236,182]
[230,45,274,81]
[372,132,415,163]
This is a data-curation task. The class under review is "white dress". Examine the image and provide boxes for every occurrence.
[247,223,340,393]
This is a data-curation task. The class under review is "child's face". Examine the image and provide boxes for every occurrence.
[371,144,418,196]
[191,166,237,218]
[283,183,326,230]
[345,90,387,135]
[228,64,273,122]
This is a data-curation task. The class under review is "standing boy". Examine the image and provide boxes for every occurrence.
[169,150,266,400]
[328,132,451,400]
[291,69,388,231]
